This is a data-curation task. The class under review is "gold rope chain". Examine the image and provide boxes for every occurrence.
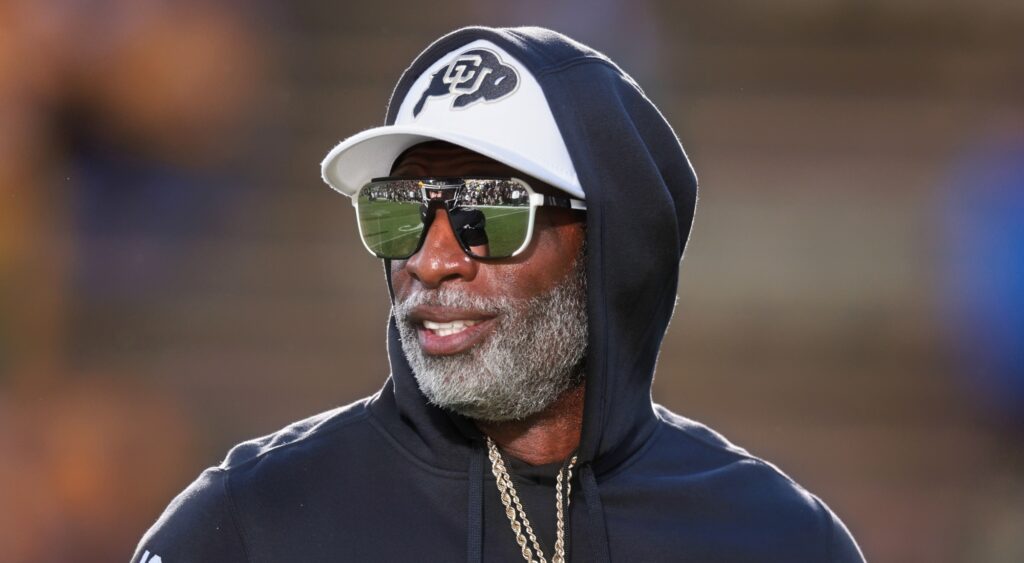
[486,437,578,563]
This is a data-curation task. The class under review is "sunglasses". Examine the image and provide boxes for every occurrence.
[353,177,586,260]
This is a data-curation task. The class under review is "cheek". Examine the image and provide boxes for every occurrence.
[389,261,411,297]
[503,222,585,296]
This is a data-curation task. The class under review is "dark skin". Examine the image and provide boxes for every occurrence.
[389,141,586,465]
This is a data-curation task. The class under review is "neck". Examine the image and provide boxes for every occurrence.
[475,383,585,466]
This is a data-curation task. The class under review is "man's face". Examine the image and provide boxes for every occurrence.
[389,141,588,422]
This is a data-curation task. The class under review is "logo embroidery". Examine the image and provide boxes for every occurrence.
[140,550,163,563]
[412,48,519,117]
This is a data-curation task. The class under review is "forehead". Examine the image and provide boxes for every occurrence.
[391,141,565,198]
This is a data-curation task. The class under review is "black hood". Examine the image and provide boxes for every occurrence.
[370,25,697,475]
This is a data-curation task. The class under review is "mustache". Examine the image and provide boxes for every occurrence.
[392,288,515,320]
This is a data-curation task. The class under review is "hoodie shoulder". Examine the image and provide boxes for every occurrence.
[132,399,375,562]
[639,405,865,562]
[131,468,248,563]
[220,398,372,470]
[654,404,756,459]
[816,496,866,562]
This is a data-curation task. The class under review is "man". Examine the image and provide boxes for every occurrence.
[134,26,864,562]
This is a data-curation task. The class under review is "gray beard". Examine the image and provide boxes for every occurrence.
[393,254,588,422]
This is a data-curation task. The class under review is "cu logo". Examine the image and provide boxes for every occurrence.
[443,54,493,95]
[412,48,519,117]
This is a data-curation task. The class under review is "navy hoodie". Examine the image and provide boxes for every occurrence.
[133,26,864,563]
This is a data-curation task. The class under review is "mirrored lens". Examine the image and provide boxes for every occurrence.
[455,206,529,258]
[356,183,425,258]
[456,180,531,258]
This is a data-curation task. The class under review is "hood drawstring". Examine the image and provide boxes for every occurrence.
[579,463,611,563]
[467,446,485,563]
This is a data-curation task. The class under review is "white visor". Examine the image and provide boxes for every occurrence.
[320,39,583,200]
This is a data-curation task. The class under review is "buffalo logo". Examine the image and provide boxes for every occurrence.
[411,49,519,117]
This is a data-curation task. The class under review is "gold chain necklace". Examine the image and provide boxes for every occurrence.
[486,437,578,563]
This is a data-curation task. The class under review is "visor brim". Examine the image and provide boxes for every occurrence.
[320,125,584,200]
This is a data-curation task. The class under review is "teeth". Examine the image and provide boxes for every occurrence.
[422,319,481,337]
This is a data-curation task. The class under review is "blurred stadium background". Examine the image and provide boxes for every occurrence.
[2,1,1023,561]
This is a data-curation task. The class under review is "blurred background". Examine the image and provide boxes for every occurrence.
[2,1,1023,561]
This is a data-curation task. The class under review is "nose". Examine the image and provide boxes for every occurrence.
[403,209,478,288]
